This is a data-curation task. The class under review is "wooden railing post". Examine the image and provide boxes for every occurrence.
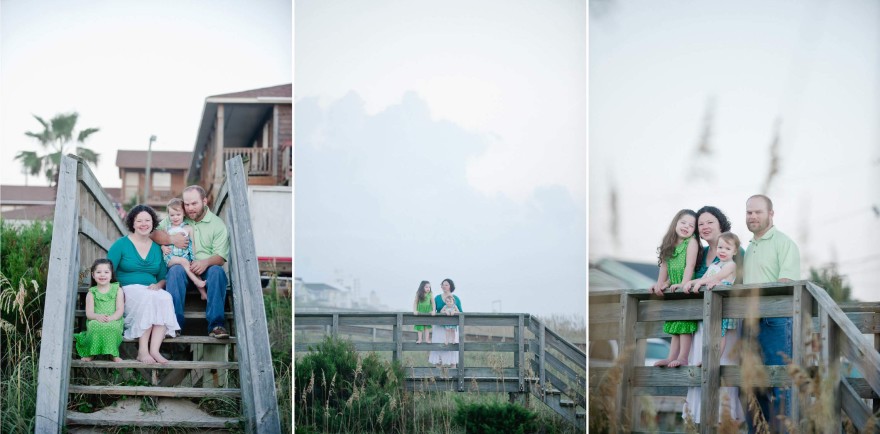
[223,156,281,433]
[820,308,841,431]
[517,314,525,392]
[332,314,339,337]
[393,313,403,363]
[700,289,722,433]
[616,294,637,427]
[791,283,812,425]
[458,313,466,391]
[35,156,80,433]
[538,320,546,396]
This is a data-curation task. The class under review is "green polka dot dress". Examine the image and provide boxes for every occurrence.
[414,292,433,331]
[663,238,698,335]
[74,283,124,358]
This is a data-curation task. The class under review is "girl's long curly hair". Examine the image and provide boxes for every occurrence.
[657,209,700,266]
[416,280,431,301]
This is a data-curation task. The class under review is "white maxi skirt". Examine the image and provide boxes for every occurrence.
[122,284,180,340]
[683,321,745,424]
[428,324,460,366]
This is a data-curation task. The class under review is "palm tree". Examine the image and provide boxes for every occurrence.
[14,112,100,187]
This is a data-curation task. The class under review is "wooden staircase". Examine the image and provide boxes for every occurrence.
[35,155,281,433]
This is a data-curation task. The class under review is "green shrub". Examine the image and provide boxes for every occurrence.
[0,219,52,334]
[295,335,406,433]
[453,400,538,434]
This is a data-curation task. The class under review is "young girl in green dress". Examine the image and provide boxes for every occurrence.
[74,259,125,362]
[412,280,435,344]
[649,209,701,368]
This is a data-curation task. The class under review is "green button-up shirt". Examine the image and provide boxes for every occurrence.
[160,210,229,262]
[743,226,800,284]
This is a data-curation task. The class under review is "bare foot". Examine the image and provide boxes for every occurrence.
[667,359,688,368]
[81,357,93,362]
[696,361,703,367]
[112,357,123,362]
[137,353,157,364]
[150,351,169,364]
[653,358,672,367]
[197,286,207,301]
[416,340,422,344]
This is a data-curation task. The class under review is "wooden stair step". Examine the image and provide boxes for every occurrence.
[123,335,237,344]
[559,398,576,408]
[71,360,238,370]
[69,385,240,398]
[66,397,240,428]
[75,310,233,319]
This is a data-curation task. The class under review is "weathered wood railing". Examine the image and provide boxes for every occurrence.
[36,155,127,432]
[223,147,273,176]
[295,312,587,429]
[215,156,281,432]
[589,281,880,433]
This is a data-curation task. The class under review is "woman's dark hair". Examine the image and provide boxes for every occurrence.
[657,209,700,266]
[696,205,732,233]
[442,278,456,293]
[416,280,431,301]
[90,258,118,287]
[124,204,160,233]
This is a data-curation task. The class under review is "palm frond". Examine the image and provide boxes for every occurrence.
[75,147,100,166]
[13,151,43,176]
[77,127,100,143]
[24,131,53,147]
[50,112,78,143]
[31,115,50,130]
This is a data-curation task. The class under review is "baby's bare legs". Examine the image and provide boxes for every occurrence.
[445,328,454,345]
[167,256,207,300]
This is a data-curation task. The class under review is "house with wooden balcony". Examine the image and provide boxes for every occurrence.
[116,150,193,209]
[187,84,292,203]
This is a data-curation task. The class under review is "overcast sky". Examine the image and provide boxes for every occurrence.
[0,0,291,189]
[590,0,880,301]
[294,0,587,318]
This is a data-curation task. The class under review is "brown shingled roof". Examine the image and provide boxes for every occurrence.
[116,150,192,170]
[0,185,57,202]
[1,204,56,221]
[210,84,291,99]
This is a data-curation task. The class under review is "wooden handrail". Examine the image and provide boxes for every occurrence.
[36,155,128,432]
[217,156,280,433]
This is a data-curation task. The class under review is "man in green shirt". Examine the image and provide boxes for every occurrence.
[743,194,800,433]
[152,185,230,339]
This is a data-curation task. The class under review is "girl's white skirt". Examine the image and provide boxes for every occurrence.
[122,284,180,340]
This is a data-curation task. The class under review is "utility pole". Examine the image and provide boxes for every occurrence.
[144,135,156,204]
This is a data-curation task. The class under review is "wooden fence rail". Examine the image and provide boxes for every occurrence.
[295,312,587,429]
[589,281,880,433]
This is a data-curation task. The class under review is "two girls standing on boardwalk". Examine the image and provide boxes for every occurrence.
[649,209,700,368]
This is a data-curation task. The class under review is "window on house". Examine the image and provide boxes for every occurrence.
[124,172,139,201]
[152,172,171,191]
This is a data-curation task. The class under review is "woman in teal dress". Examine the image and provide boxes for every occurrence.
[429,278,462,368]
[108,205,180,364]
